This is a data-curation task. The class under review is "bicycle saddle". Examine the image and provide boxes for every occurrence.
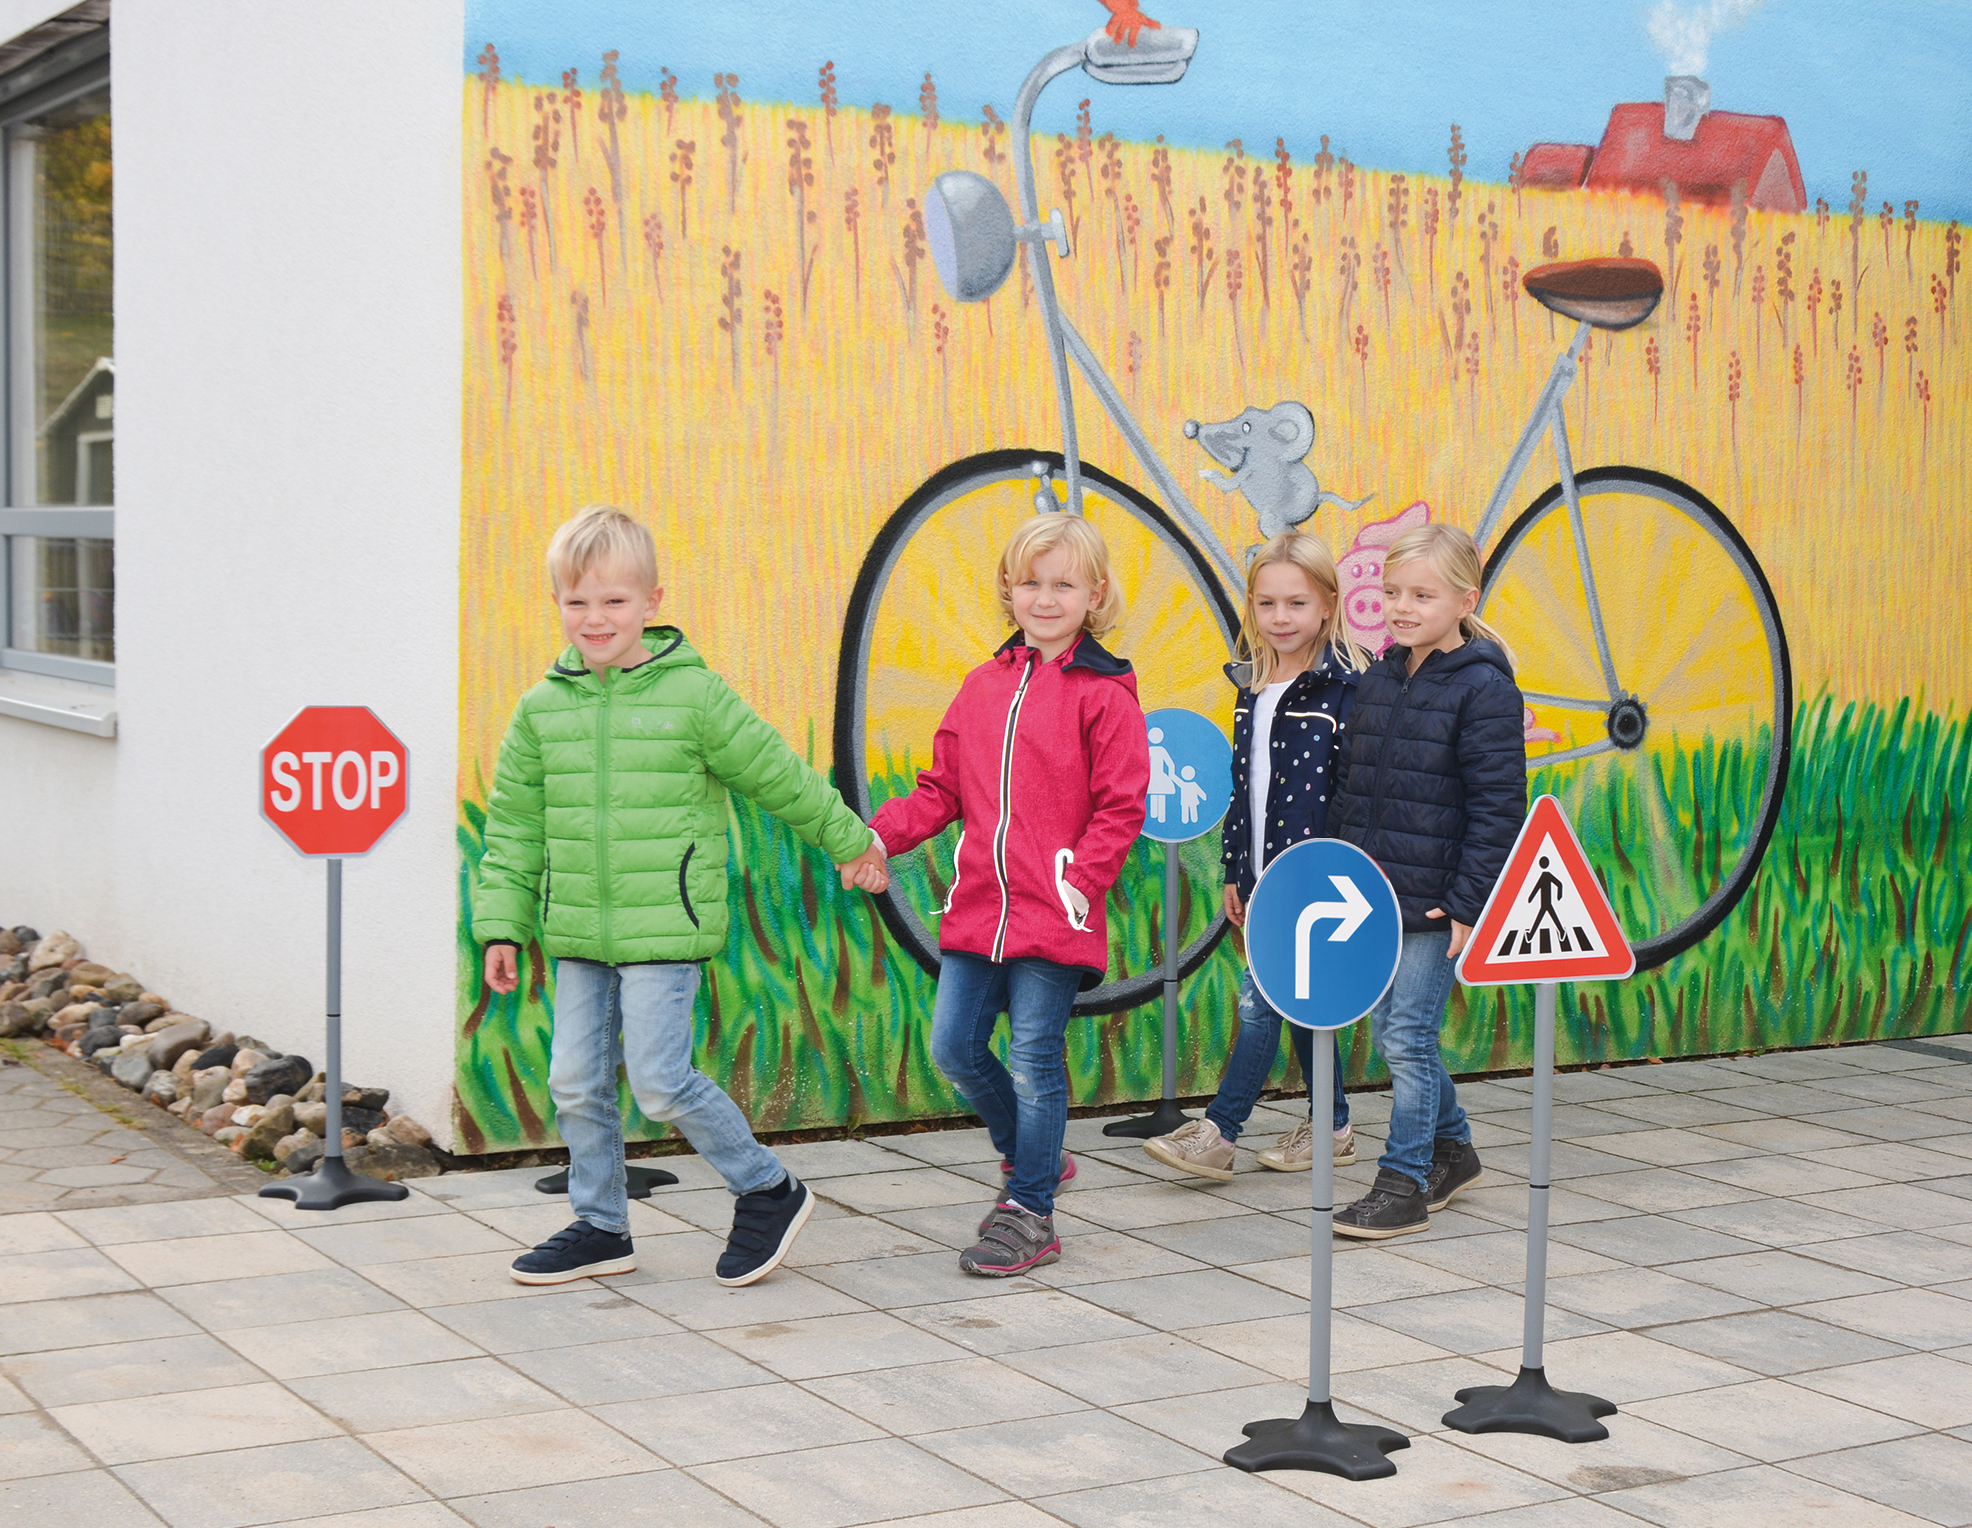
[1522,257,1663,331]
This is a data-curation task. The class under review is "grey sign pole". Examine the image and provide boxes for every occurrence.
[261,857,408,1210]
[1443,981,1615,1439]
[1103,842,1193,1137]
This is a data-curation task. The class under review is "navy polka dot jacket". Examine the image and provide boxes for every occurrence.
[1221,645,1360,903]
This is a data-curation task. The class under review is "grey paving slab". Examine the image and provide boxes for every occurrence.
[912,1408,1212,1499]
[1471,1329,1764,1403]
[219,1308,483,1379]
[692,1436,1007,1528]
[628,1268,873,1329]
[1795,1287,1972,1349]
[1784,1430,1972,1525]
[1021,1229,1208,1288]
[0,1410,98,1480]
[994,1330,1272,1408]
[275,1506,469,1528]
[1311,1352,1516,1434]
[1556,1128,1763,1168]
[288,1356,570,1433]
[1267,1432,1568,1526]
[361,1409,661,1498]
[1547,1213,1768,1268]
[1658,1247,1903,1306]
[803,1355,1088,1436]
[1789,1351,1972,1431]
[1563,1167,1765,1214]
[1124,1211,1311,1266]
[53,1380,341,1464]
[1239,1244,1488,1306]
[1181,1308,1452,1379]
[1447,1409,1756,1492]
[99,1230,336,1287]
[1349,1283,1612,1354]
[898,1288,1153,1357]
[1066,1267,1307,1331]
[596,1378,885,1465]
[0,1290,197,1355]
[1392,1228,1626,1287]
[1542,1265,1763,1326]
[1648,1309,1911,1375]
[1627,1375,1923,1460]
[152,1266,408,1330]
[0,1468,164,1527]
[504,1330,775,1403]
[449,1470,765,1528]
[0,1244,141,1301]
[1696,1116,1879,1153]
[426,1286,683,1352]
[112,1438,430,1528]
[1036,1466,1356,1528]
[1800,1105,1971,1142]
[0,1332,264,1406]
[1667,1196,1893,1246]
[0,1209,86,1255]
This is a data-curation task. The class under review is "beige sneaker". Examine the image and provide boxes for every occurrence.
[1257,1119,1357,1171]
[1143,1118,1235,1181]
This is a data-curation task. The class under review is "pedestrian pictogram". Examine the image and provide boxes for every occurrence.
[1140,708,1233,843]
[1457,796,1634,986]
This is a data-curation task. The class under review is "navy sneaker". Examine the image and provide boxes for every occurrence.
[509,1220,636,1285]
[717,1175,813,1287]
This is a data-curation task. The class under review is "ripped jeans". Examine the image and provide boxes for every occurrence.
[929,951,1082,1218]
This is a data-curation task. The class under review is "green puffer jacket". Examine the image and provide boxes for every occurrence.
[472,627,874,964]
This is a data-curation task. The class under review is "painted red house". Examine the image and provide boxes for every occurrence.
[1518,80,1806,212]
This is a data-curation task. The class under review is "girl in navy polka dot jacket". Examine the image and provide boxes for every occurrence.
[1144,531,1371,1181]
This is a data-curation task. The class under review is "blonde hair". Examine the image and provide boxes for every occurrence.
[1382,522,1516,667]
[1238,530,1370,687]
[994,513,1125,640]
[546,505,659,595]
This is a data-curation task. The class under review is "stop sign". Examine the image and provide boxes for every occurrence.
[261,707,409,857]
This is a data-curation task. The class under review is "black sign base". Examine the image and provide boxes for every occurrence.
[260,1154,411,1210]
[1101,1098,1193,1138]
[535,1164,680,1199]
[1224,1400,1409,1479]
[1443,1366,1615,1442]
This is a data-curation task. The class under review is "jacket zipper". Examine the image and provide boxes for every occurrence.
[597,674,614,960]
[989,649,1039,961]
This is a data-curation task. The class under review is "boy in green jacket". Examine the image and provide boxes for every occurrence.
[475,506,890,1287]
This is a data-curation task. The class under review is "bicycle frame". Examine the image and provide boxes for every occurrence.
[1472,319,1630,764]
[1010,32,1247,595]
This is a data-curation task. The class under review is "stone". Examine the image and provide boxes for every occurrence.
[9,926,40,944]
[0,1001,41,1038]
[338,1105,385,1137]
[340,1129,366,1151]
[222,1078,249,1105]
[0,957,22,984]
[79,1025,125,1058]
[296,1076,327,1103]
[145,1071,179,1105]
[264,1092,296,1112]
[172,1049,199,1078]
[341,1084,390,1112]
[168,1097,192,1115]
[146,1018,211,1071]
[51,1001,104,1031]
[26,969,67,1001]
[293,1100,327,1137]
[232,1105,268,1128]
[0,929,20,956]
[243,1054,312,1104]
[67,960,114,986]
[273,1130,313,1163]
[189,1071,230,1113]
[26,931,80,972]
[229,1048,267,1079]
[110,1051,155,1091]
[345,1141,441,1181]
[382,1114,433,1148]
[284,1137,326,1175]
[239,1103,296,1162]
[234,1034,273,1054]
[101,975,144,1005]
[126,1002,168,1028]
[190,1042,238,1072]
[213,1126,245,1147]
[199,1104,238,1134]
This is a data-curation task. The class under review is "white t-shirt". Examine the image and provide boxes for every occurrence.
[1249,679,1292,875]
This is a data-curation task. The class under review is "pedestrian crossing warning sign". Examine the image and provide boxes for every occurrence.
[1457,795,1635,986]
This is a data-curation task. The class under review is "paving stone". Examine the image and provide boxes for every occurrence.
[99,1230,335,1287]
[995,1330,1271,1408]
[54,1379,340,1464]
[1181,1308,1451,1379]
[0,1209,86,1255]
[1065,1267,1307,1331]
[1447,1409,1755,1491]
[0,1244,141,1302]
[113,1437,429,1528]
[1658,1247,1901,1305]
[1037,1466,1356,1528]
[0,1467,165,1526]
[447,1470,762,1528]
[220,1308,483,1379]
[364,1408,660,1498]
[1783,1430,1972,1524]
[1,1332,263,1406]
[595,1378,884,1465]
[1627,1376,1922,1461]
[1649,1309,1910,1375]
[505,1330,775,1404]
[1794,1286,1972,1349]
[1542,1265,1762,1326]
[912,1408,1211,1498]
[56,1198,271,1246]
[1789,1351,1972,1430]
[1267,1431,1567,1525]
[0,1410,99,1480]
[1348,1283,1611,1355]
[427,1285,683,1353]
[289,1356,569,1433]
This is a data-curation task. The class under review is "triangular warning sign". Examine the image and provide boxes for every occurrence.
[1457,795,1635,986]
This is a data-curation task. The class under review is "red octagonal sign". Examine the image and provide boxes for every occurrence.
[261,707,409,858]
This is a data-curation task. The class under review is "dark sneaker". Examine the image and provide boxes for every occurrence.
[1425,1138,1484,1211]
[716,1176,814,1287]
[1332,1167,1430,1240]
[509,1220,636,1285]
[959,1202,1060,1276]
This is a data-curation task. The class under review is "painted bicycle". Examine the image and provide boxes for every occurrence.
[833,22,1790,1013]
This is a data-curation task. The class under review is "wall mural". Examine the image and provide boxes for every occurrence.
[457,0,1969,1151]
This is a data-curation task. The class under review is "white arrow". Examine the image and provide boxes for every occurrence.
[1295,876,1373,999]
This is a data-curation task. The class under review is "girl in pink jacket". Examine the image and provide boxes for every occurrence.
[872,514,1150,1276]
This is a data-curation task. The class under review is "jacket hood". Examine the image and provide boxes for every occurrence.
[994,630,1135,679]
[1376,636,1515,681]
[548,626,698,685]
[1225,642,1365,693]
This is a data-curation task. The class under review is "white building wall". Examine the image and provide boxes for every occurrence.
[2,0,469,1146]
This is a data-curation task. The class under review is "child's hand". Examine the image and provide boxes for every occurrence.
[840,842,890,894]
[1222,885,1245,928]
[484,944,519,994]
[1426,908,1472,958]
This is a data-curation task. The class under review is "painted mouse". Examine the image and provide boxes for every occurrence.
[1183,401,1372,539]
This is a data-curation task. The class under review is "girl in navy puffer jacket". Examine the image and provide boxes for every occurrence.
[1141,531,1369,1183]
[1328,522,1527,1239]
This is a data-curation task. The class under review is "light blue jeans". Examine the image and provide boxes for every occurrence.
[1366,928,1469,1190]
[929,951,1082,1218]
[1206,973,1350,1144]
[550,959,784,1236]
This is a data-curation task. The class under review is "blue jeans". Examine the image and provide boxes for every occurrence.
[1367,929,1468,1190]
[1208,973,1349,1143]
[929,951,1082,1218]
[550,959,785,1236]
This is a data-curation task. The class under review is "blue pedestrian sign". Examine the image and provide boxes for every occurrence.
[1142,707,1233,844]
[1246,838,1402,1030]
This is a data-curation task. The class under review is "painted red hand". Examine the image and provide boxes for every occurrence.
[1100,0,1162,46]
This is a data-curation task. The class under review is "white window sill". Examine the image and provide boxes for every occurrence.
[0,667,116,736]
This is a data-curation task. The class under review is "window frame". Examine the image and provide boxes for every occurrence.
[0,26,111,688]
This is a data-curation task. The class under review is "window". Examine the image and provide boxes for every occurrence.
[0,22,111,685]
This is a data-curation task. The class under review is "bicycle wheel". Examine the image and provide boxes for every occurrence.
[833,448,1241,1014]
[1479,467,1791,969]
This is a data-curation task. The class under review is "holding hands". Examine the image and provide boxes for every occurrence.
[840,840,891,894]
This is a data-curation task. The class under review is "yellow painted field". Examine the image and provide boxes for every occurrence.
[461,76,1965,791]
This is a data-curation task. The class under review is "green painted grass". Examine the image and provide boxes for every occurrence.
[454,696,1971,1150]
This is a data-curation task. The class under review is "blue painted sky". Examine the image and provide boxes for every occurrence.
[468,0,1971,219]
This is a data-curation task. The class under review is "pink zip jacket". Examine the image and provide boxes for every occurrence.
[872,632,1151,987]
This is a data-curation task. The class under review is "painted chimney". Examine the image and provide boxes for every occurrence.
[1664,75,1710,141]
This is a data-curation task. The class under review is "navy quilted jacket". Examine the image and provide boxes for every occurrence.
[1220,649,1359,902]
[1330,639,1527,931]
